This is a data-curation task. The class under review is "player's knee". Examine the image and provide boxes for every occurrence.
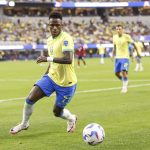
[115,72,119,77]
[53,107,63,117]
[53,110,61,117]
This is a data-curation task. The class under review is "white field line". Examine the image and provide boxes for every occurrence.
[78,79,150,82]
[0,83,150,104]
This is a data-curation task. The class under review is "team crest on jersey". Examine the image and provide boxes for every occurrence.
[64,40,68,46]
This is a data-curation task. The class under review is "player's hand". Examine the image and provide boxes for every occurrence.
[36,56,47,64]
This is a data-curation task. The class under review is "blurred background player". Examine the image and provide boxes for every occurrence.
[97,43,106,64]
[75,43,86,68]
[134,41,144,71]
[112,24,139,93]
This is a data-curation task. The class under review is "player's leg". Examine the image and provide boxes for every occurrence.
[135,56,140,71]
[77,57,80,68]
[10,75,54,134]
[100,54,104,64]
[121,59,129,93]
[114,59,122,80]
[138,57,143,71]
[53,105,77,133]
[21,86,46,125]
[121,70,128,93]
[10,86,46,134]
[81,57,86,67]
[53,84,77,132]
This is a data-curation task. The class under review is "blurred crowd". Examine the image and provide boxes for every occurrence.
[0,18,149,45]
[0,50,41,61]
[4,6,150,17]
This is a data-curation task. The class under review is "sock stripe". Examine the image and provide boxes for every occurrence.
[26,99,34,105]
[123,77,128,81]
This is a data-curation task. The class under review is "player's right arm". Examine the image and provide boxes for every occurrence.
[132,42,141,58]
[111,35,116,61]
[111,44,116,61]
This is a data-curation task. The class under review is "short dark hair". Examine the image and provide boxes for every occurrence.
[116,24,123,28]
[49,11,62,20]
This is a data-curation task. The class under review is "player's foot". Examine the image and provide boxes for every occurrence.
[67,115,77,133]
[121,87,127,93]
[10,123,29,134]
[140,68,143,71]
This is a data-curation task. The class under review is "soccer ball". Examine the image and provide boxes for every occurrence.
[82,123,105,146]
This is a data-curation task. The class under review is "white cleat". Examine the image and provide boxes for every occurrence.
[10,123,29,134]
[121,88,128,93]
[140,68,143,71]
[67,115,77,133]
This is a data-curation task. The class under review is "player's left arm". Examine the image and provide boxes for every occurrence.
[36,51,73,64]
[53,51,73,64]
[141,42,145,52]
[132,42,141,58]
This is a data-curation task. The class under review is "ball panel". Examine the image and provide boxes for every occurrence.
[82,123,105,146]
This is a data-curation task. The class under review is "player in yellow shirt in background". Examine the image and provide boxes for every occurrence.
[134,41,144,71]
[112,25,139,93]
[10,12,77,134]
[97,44,106,64]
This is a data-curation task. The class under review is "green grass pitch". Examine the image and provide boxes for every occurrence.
[0,57,150,150]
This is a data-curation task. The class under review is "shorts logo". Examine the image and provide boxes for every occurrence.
[64,40,68,46]
[62,95,72,104]
[124,63,128,67]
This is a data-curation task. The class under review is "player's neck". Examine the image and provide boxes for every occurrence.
[52,31,62,38]
[118,33,123,37]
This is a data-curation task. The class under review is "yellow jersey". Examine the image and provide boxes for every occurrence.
[98,45,105,55]
[113,33,133,59]
[47,31,77,87]
[134,41,143,56]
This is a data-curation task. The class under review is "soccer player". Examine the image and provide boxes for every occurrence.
[75,43,86,68]
[10,12,77,134]
[112,25,139,93]
[97,44,106,64]
[134,41,144,71]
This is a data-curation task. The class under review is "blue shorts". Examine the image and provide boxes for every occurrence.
[100,54,104,58]
[135,56,141,63]
[114,58,129,73]
[35,75,77,108]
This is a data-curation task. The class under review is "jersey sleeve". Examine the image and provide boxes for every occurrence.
[126,35,134,43]
[140,42,144,49]
[62,35,74,52]
[113,35,116,44]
